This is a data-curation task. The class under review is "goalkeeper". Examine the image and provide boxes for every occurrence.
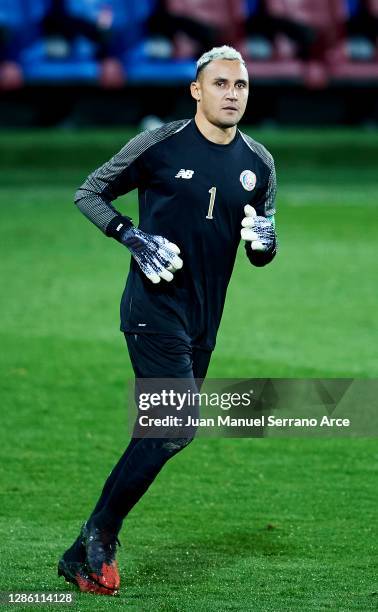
[58,45,277,596]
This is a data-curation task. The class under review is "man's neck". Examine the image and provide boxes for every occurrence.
[194,114,237,145]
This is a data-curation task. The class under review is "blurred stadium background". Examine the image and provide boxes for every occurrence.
[1,1,378,610]
[0,0,378,125]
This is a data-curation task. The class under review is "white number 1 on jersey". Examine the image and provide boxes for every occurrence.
[206,186,217,220]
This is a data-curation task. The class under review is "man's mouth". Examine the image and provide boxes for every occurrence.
[222,106,238,111]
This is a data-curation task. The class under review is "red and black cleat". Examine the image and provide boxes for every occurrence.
[81,521,121,592]
[58,534,118,596]
[58,557,117,595]
[87,561,120,594]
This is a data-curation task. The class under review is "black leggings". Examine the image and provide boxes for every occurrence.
[89,333,212,532]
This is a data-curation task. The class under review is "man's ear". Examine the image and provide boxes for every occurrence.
[190,80,201,102]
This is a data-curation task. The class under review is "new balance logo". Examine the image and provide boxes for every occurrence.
[175,169,194,179]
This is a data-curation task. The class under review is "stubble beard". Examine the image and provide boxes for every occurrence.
[213,115,239,129]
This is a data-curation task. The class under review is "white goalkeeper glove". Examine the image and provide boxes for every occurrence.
[121,227,183,284]
[240,204,276,251]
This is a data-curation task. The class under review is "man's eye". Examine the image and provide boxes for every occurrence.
[216,81,225,86]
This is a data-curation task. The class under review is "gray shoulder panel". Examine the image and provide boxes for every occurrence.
[75,119,191,233]
[239,130,275,174]
[239,131,277,217]
[107,119,191,172]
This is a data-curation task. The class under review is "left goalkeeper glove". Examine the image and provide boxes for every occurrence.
[240,204,276,251]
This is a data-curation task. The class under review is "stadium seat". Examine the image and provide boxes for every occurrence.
[21,37,99,83]
[167,0,245,35]
[242,0,313,85]
[3,0,377,87]
[326,0,378,83]
[366,0,378,16]
[0,0,97,83]
[65,0,153,49]
[0,0,48,75]
[165,0,245,56]
[21,0,154,84]
[0,0,47,28]
[265,0,341,58]
[124,0,234,84]
[24,58,99,83]
[243,0,378,87]
[125,55,196,83]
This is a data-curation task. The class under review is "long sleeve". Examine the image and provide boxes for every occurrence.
[74,132,148,235]
[74,119,191,237]
[245,160,277,267]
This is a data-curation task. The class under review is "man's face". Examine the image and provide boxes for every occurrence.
[192,59,249,128]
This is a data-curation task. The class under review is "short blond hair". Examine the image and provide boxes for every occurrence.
[196,45,246,78]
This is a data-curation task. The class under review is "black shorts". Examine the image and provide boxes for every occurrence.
[125,333,212,439]
[125,333,212,381]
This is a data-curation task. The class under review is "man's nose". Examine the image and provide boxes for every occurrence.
[226,87,238,99]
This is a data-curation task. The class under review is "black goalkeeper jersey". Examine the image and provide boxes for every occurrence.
[75,118,277,350]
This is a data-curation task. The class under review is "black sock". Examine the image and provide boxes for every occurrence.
[89,510,123,538]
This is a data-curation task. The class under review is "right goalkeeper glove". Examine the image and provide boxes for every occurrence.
[120,226,183,284]
[240,204,276,251]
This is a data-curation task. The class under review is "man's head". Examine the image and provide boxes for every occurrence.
[190,46,249,129]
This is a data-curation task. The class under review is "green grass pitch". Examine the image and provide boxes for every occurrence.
[0,128,377,611]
